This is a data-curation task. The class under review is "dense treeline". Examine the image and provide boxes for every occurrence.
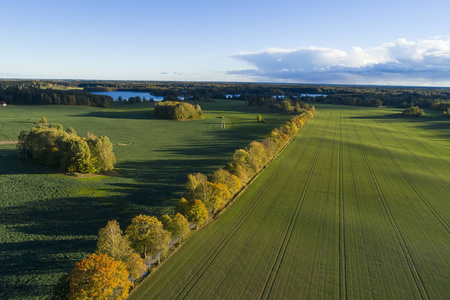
[72,80,450,110]
[154,101,203,120]
[18,124,116,173]
[402,106,425,117]
[2,79,450,112]
[0,85,112,107]
[57,107,315,299]
[179,107,315,218]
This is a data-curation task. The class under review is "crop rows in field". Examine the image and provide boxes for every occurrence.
[129,105,450,300]
[0,101,295,299]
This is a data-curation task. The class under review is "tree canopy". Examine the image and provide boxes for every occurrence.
[69,253,130,300]
[402,106,425,117]
[96,220,132,262]
[154,101,203,120]
[125,215,170,258]
[18,125,115,173]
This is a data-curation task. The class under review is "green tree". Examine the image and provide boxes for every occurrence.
[125,253,147,286]
[176,198,189,216]
[86,133,116,173]
[262,138,278,160]
[49,123,64,131]
[205,182,230,213]
[186,172,208,201]
[18,125,114,174]
[170,213,190,241]
[96,220,132,262]
[59,135,93,173]
[186,200,209,226]
[402,106,425,117]
[159,214,172,232]
[257,114,262,122]
[211,168,241,195]
[125,215,170,259]
[280,100,292,112]
[66,126,77,135]
[247,141,268,173]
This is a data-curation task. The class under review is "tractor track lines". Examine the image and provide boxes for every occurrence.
[347,114,376,299]
[352,112,429,300]
[337,109,347,300]
[359,115,450,234]
[172,116,321,300]
[377,122,450,190]
[388,122,450,168]
[258,111,330,300]
[307,112,339,299]
[213,153,309,298]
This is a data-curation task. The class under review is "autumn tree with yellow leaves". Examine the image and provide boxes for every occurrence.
[125,215,170,259]
[69,253,131,300]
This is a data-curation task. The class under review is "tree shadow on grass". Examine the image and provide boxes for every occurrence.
[347,112,450,140]
[0,239,94,299]
[0,148,62,176]
[0,136,248,298]
[0,114,287,299]
[72,108,154,120]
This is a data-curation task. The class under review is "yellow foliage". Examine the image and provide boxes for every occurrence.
[69,253,130,300]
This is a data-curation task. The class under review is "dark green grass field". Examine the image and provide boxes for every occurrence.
[0,100,293,299]
[128,105,450,300]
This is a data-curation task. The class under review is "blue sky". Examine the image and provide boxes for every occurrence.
[1,0,449,86]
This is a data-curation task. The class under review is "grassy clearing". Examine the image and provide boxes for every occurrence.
[0,100,294,299]
[128,105,449,300]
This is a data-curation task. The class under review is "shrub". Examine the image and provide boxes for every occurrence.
[402,106,425,117]
[154,101,203,120]
[18,125,115,173]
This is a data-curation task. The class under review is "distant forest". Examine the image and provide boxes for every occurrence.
[0,81,112,107]
[1,79,450,111]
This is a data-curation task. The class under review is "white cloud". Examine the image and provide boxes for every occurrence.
[229,38,450,86]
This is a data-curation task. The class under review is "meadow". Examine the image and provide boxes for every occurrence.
[0,100,294,299]
[128,105,450,300]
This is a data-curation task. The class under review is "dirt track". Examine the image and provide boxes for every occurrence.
[0,141,18,145]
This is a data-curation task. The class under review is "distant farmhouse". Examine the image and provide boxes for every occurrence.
[0,101,6,107]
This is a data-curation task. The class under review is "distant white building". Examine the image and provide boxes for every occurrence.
[0,101,6,107]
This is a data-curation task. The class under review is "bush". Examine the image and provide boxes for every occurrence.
[402,106,425,117]
[18,125,115,173]
[154,101,203,120]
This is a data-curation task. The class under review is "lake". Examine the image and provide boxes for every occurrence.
[300,93,327,97]
[91,91,164,101]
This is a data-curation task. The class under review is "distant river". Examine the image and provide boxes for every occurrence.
[91,91,164,101]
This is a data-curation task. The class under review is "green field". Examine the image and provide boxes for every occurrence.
[129,105,450,300]
[0,100,294,299]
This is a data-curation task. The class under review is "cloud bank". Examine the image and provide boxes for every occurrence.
[229,38,450,86]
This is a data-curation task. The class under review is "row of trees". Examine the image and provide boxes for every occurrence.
[18,124,116,173]
[271,99,310,113]
[0,86,112,107]
[62,106,315,299]
[402,106,425,117]
[176,106,316,225]
[154,101,203,120]
[65,214,191,299]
